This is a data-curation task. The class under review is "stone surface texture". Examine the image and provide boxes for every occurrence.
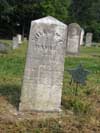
[0,43,8,53]
[66,23,81,54]
[85,33,93,47]
[17,34,22,44]
[19,16,67,112]
[12,37,19,49]
[80,29,84,45]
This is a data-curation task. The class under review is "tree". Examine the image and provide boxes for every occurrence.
[40,0,71,22]
[68,0,100,42]
[0,0,43,38]
[68,0,93,25]
[0,0,11,37]
[13,1,43,38]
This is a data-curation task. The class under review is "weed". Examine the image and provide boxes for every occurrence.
[0,41,100,132]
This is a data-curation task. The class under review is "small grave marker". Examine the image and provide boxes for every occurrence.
[85,33,93,47]
[67,64,90,85]
[17,34,22,44]
[67,64,90,95]
[12,37,19,49]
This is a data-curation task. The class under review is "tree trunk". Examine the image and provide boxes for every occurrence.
[22,22,25,41]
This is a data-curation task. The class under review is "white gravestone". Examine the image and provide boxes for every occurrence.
[12,37,19,49]
[17,34,22,44]
[85,33,93,47]
[80,29,84,45]
[19,16,67,112]
[24,37,28,43]
[66,23,81,55]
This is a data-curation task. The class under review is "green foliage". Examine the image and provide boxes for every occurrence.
[68,0,100,42]
[41,0,71,22]
[1,0,100,42]
[62,96,92,115]
[68,0,93,24]
[62,45,100,116]
[0,84,21,109]
[0,0,43,38]
[0,0,71,38]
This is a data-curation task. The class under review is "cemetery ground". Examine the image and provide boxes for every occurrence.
[0,40,100,133]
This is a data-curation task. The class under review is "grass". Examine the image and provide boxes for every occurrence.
[0,39,12,46]
[0,42,27,109]
[0,41,100,132]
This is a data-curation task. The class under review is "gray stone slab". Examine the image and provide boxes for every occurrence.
[12,37,19,49]
[17,34,22,44]
[0,43,8,53]
[66,23,81,55]
[85,33,93,47]
[80,28,84,45]
[23,37,27,43]
[19,16,67,112]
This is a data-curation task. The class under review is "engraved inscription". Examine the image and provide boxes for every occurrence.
[31,29,64,50]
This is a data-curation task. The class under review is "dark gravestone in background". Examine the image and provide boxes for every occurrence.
[66,23,81,55]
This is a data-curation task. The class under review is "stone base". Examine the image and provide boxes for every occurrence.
[18,111,63,120]
[66,52,80,56]
[19,105,62,113]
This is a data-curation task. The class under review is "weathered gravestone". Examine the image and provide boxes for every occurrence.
[80,28,84,45]
[66,23,81,55]
[17,34,22,44]
[12,37,19,49]
[0,43,8,53]
[23,37,28,43]
[19,16,67,112]
[85,33,93,47]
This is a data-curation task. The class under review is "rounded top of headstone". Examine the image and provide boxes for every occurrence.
[31,16,67,27]
[68,23,81,29]
[86,32,93,36]
[68,23,81,36]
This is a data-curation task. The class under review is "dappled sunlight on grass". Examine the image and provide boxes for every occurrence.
[0,41,100,132]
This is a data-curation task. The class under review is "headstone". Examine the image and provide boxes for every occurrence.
[66,23,81,55]
[19,16,67,112]
[80,28,84,45]
[17,34,22,44]
[0,43,8,53]
[12,37,19,49]
[85,33,93,47]
[23,37,28,43]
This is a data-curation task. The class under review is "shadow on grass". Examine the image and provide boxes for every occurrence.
[0,84,21,110]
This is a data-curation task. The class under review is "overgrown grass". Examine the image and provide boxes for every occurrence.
[0,39,12,46]
[0,42,100,132]
[0,42,27,110]
[63,47,100,116]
